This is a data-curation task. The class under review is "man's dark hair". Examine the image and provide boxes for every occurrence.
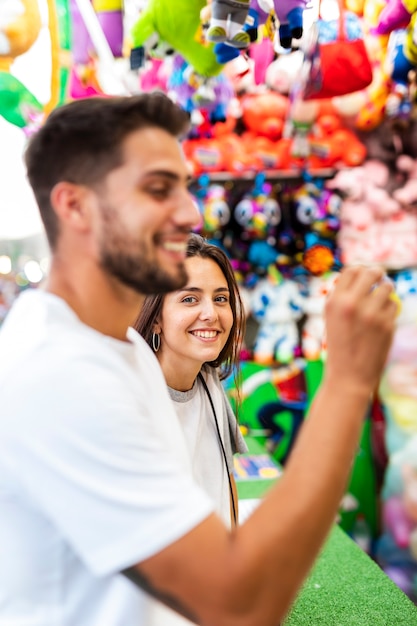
[24,93,190,249]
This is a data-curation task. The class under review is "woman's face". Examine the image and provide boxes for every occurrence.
[157,256,234,376]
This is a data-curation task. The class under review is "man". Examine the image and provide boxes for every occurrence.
[0,93,397,626]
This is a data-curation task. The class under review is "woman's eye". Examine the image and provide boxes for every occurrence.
[182,296,197,303]
[215,295,229,303]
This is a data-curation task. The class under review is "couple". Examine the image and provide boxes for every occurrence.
[0,92,398,626]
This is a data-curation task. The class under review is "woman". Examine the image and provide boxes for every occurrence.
[134,233,247,529]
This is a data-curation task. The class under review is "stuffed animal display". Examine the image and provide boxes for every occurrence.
[6,0,417,588]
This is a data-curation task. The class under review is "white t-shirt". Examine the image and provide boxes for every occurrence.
[150,371,248,626]
[0,290,214,626]
[169,370,247,526]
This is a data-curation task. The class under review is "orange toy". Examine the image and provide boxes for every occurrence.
[241,91,290,140]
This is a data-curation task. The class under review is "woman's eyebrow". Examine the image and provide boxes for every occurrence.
[177,286,230,294]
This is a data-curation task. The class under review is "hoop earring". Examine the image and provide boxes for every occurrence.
[152,332,161,353]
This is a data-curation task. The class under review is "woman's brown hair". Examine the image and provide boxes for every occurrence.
[134,233,246,383]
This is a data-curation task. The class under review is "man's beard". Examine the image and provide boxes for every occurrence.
[101,246,188,295]
[98,203,188,295]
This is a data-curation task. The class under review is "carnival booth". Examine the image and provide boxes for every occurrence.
[2,0,417,621]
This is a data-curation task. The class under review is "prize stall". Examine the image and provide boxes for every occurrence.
[2,0,417,620]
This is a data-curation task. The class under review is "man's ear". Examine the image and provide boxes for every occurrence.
[50,181,92,233]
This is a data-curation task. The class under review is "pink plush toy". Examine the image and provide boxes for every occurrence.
[329,160,417,269]
[393,155,417,206]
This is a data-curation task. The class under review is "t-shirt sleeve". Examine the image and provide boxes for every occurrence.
[2,350,214,578]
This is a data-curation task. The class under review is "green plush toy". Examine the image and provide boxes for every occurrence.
[130,0,223,77]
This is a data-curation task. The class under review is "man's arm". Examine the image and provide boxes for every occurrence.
[124,266,397,626]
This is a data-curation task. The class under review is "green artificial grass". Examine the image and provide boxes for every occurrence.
[237,437,417,625]
[284,526,417,625]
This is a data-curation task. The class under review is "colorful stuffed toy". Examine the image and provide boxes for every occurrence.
[206,0,251,48]
[167,54,234,128]
[250,266,305,365]
[130,0,223,77]
[68,0,126,97]
[301,272,338,360]
[372,0,417,119]
[251,0,307,48]
[0,0,44,130]
[193,177,231,245]
[232,174,282,271]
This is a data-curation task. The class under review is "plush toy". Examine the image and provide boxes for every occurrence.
[302,233,341,275]
[232,174,282,272]
[0,0,44,130]
[250,265,305,365]
[265,49,304,94]
[251,0,307,49]
[373,0,413,36]
[131,0,223,77]
[331,159,417,269]
[206,0,251,48]
[240,91,290,139]
[193,178,231,245]
[374,3,417,121]
[167,54,234,128]
[301,272,338,360]
[393,154,417,206]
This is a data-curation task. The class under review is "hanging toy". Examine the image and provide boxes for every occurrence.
[69,0,130,97]
[130,0,223,77]
[251,0,307,49]
[0,0,43,130]
[206,0,251,48]
[167,54,234,130]
[0,0,63,132]
[211,0,269,70]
